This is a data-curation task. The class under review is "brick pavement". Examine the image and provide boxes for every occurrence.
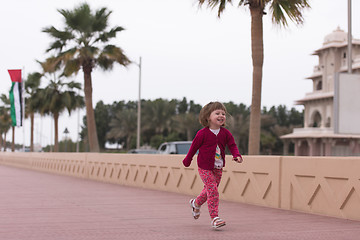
[1,165,360,240]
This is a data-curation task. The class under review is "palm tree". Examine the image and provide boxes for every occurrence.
[174,112,201,141]
[40,71,84,152]
[24,72,43,152]
[227,113,250,154]
[0,107,10,151]
[107,108,137,150]
[42,3,131,152]
[142,99,178,135]
[0,94,12,151]
[198,0,310,154]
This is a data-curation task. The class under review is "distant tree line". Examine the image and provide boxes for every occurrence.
[77,97,303,155]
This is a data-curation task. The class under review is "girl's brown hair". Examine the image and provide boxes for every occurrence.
[199,101,227,127]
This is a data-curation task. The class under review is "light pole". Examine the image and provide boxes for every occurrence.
[136,57,142,149]
[347,0,352,74]
[63,127,69,152]
[76,89,80,152]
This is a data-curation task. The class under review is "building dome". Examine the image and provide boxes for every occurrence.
[323,27,347,45]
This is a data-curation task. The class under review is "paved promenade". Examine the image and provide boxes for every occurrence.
[1,165,360,240]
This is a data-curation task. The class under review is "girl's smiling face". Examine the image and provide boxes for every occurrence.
[208,109,226,129]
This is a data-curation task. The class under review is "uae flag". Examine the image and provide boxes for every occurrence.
[8,69,23,127]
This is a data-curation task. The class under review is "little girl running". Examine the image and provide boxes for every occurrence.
[183,101,243,229]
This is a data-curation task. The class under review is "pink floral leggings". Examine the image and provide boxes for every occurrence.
[195,168,223,218]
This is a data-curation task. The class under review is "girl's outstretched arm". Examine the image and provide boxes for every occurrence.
[182,130,203,167]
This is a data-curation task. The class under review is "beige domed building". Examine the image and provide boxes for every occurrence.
[281,27,360,156]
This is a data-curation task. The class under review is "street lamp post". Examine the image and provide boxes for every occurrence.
[348,0,352,74]
[136,57,142,149]
[63,127,69,152]
[76,89,80,152]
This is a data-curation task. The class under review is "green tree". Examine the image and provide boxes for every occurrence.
[0,94,12,151]
[225,102,250,154]
[142,99,177,136]
[174,112,201,141]
[40,72,84,152]
[259,114,277,154]
[261,105,303,154]
[43,3,130,152]
[289,107,303,127]
[189,100,202,114]
[94,101,112,150]
[173,98,202,141]
[177,97,189,114]
[0,94,17,152]
[24,72,43,152]
[80,100,126,151]
[83,98,302,154]
[107,108,137,150]
[198,0,310,154]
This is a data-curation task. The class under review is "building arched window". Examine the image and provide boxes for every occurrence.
[316,81,322,90]
[311,111,322,128]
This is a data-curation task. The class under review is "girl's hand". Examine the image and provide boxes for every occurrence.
[233,156,243,163]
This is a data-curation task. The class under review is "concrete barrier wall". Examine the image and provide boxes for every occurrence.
[281,156,360,220]
[1,153,359,221]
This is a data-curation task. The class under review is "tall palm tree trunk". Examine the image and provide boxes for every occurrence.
[3,132,7,152]
[54,112,59,152]
[248,6,264,155]
[186,129,192,141]
[126,136,132,151]
[30,112,34,152]
[83,66,100,152]
[11,126,15,152]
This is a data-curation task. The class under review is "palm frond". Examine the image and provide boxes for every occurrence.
[97,56,114,70]
[66,81,82,90]
[60,3,93,33]
[0,94,10,105]
[61,47,78,60]
[42,26,74,40]
[47,40,67,52]
[198,0,232,17]
[270,0,310,27]
[41,76,83,117]
[93,7,111,32]
[25,72,42,90]
[98,45,131,70]
[43,27,74,52]
[78,46,98,60]
[63,59,81,76]
[40,56,63,73]
[94,26,125,43]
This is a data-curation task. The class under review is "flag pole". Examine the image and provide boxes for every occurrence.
[8,69,23,151]
[22,67,25,152]
[136,57,142,149]
[347,0,352,74]
[76,89,80,152]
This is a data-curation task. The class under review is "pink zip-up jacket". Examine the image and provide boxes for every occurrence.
[183,127,242,170]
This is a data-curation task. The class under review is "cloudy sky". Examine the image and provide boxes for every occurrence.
[0,0,359,147]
